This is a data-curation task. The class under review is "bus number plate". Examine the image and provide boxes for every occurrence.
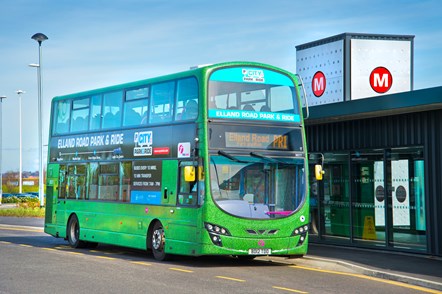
[248,248,271,255]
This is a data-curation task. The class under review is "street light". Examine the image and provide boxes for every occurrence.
[0,95,6,205]
[16,90,25,194]
[31,32,48,207]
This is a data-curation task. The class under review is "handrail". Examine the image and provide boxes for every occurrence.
[296,74,309,120]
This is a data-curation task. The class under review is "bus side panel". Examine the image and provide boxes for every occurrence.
[64,201,155,250]
[80,209,149,250]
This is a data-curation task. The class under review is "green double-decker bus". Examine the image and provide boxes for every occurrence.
[44,61,310,260]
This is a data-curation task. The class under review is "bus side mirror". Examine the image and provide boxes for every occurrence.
[315,164,324,181]
[184,166,196,182]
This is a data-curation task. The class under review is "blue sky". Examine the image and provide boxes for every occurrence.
[0,0,441,172]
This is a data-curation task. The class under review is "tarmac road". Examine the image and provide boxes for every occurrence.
[0,216,441,293]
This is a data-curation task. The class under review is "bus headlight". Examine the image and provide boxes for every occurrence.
[205,222,231,247]
[291,225,309,247]
[205,222,231,236]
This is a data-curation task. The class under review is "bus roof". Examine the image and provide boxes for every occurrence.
[51,61,295,101]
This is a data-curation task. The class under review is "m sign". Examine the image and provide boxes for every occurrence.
[312,71,326,97]
[369,67,393,93]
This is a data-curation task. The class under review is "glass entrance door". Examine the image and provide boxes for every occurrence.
[309,147,427,253]
[387,148,427,251]
[351,150,385,247]
[350,148,427,251]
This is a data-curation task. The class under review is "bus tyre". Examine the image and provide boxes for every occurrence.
[151,222,169,261]
[67,214,87,248]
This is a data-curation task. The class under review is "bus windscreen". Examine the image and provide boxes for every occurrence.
[208,67,300,123]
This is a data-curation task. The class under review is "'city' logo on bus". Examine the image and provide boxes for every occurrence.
[370,66,393,94]
[312,71,326,97]
[134,131,152,147]
[133,131,153,156]
[242,69,265,83]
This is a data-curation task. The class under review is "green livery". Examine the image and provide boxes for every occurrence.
[44,61,310,260]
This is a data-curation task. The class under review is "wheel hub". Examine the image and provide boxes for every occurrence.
[152,228,164,250]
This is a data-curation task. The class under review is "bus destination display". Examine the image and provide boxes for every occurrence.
[225,131,288,150]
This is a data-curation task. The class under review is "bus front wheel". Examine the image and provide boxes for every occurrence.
[67,214,87,248]
[150,222,169,261]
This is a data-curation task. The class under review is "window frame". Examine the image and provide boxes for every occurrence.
[123,86,149,127]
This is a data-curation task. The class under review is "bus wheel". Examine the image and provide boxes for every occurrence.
[67,214,87,248]
[151,222,169,261]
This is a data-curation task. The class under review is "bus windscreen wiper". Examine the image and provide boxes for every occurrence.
[250,152,294,165]
[217,150,250,163]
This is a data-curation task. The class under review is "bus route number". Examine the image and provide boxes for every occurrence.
[271,135,288,150]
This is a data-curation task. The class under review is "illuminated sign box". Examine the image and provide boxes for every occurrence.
[225,132,289,150]
[296,33,414,106]
[209,124,304,152]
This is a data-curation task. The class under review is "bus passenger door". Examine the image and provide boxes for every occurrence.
[44,164,59,226]
[56,165,68,231]
[162,160,199,254]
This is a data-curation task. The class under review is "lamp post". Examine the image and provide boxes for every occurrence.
[31,32,48,207]
[16,90,25,194]
[0,95,6,205]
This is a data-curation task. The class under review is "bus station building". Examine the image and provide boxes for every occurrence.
[297,33,442,257]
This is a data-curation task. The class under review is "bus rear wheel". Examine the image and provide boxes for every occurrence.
[151,222,169,261]
[67,214,87,248]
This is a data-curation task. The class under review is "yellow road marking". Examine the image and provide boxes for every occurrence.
[54,246,70,250]
[272,286,309,293]
[19,244,33,248]
[66,251,84,256]
[41,248,57,252]
[95,255,116,260]
[169,267,194,273]
[215,276,246,282]
[290,265,441,294]
[131,261,152,266]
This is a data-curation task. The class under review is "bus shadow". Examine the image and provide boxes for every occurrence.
[0,235,290,268]
[88,243,287,268]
